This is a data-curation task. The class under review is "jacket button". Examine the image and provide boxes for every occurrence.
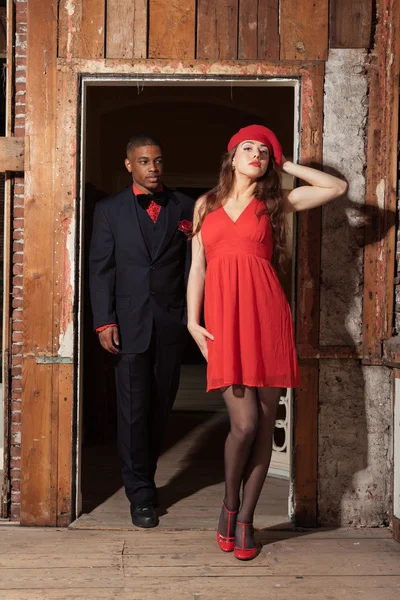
[149,290,154,296]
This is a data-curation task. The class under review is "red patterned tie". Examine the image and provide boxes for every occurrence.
[147,200,161,223]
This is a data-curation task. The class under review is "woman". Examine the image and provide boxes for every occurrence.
[187,125,347,560]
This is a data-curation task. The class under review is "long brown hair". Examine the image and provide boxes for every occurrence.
[193,149,287,268]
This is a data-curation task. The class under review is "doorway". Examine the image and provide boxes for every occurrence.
[75,78,298,528]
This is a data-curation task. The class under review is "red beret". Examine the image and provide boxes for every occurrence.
[227,124,282,167]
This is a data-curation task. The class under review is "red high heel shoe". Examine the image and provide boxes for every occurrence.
[234,521,257,560]
[216,502,237,552]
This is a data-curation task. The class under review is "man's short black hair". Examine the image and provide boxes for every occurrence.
[126,134,163,156]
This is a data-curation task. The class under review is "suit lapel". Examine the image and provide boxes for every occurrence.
[122,188,151,261]
[153,193,182,262]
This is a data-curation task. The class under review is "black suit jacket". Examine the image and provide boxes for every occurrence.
[89,187,195,354]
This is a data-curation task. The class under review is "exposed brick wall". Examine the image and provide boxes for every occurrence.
[9,0,27,522]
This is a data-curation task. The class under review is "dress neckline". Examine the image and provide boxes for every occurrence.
[221,197,256,225]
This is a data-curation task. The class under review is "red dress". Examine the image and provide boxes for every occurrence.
[201,198,300,392]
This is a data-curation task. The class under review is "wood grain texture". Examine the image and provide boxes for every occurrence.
[149,0,195,59]
[56,364,74,525]
[58,0,105,59]
[239,0,279,60]
[53,69,79,525]
[296,64,324,351]
[0,528,399,599]
[21,0,58,526]
[330,0,373,48]
[1,0,15,518]
[24,0,57,356]
[0,137,25,171]
[197,0,239,60]
[21,359,54,525]
[280,0,329,60]
[363,0,399,357]
[294,359,318,527]
[238,0,279,60]
[294,65,324,527]
[257,0,279,60]
[106,0,147,59]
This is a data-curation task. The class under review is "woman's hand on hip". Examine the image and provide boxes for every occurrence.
[187,323,214,361]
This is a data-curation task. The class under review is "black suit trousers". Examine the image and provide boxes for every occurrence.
[115,321,183,505]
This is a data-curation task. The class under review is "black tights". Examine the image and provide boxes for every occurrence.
[222,385,281,523]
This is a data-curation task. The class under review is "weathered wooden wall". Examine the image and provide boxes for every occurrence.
[57,0,373,62]
[10,0,395,529]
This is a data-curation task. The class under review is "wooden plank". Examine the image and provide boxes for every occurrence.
[197,0,239,60]
[239,0,279,60]
[294,65,324,527]
[2,582,400,600]
[0,527,393,555]
[0,137,25,171]
[56,364,73,525]
[280,0,329,60]
[363,0,400,357]
[24,0,56,355]
[148,0,195,59]
[330,0,373,48]
[1,539,398,568]
[1,570,400,591]
[296,64,324,351]
[53,68,78,526]
[20,359,54,525]
[0,0,15,519]
[2,583,400,600]
[257,0,279,60]
[294,359,318,527]
[106,0,147,59]
[1,547,400,576]
[20,0,58,526]
[55,58,322,77]
[58,0,105,59]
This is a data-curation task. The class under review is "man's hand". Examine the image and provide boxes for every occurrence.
[98,326,120,354]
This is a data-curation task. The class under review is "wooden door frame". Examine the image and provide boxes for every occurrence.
[77,74,301,516]
[20,56,325,526]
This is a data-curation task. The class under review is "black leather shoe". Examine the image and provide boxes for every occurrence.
[130,503,159,528]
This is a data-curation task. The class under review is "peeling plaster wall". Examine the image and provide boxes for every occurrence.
[320,49,368,346]
[319,361,392,526]
[318,50,392,526]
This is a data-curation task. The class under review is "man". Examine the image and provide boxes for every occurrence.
[89,134,194,528]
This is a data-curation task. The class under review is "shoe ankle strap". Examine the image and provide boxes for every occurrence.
[222,501,238,514]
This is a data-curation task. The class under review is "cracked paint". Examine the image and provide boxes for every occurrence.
[376,179,385,211]
[65,0,76,63]
[58,211,75,358]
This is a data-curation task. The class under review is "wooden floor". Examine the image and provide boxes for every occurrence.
[73,411,290,531]
[0,526,399,599]
[1,372,399,598]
